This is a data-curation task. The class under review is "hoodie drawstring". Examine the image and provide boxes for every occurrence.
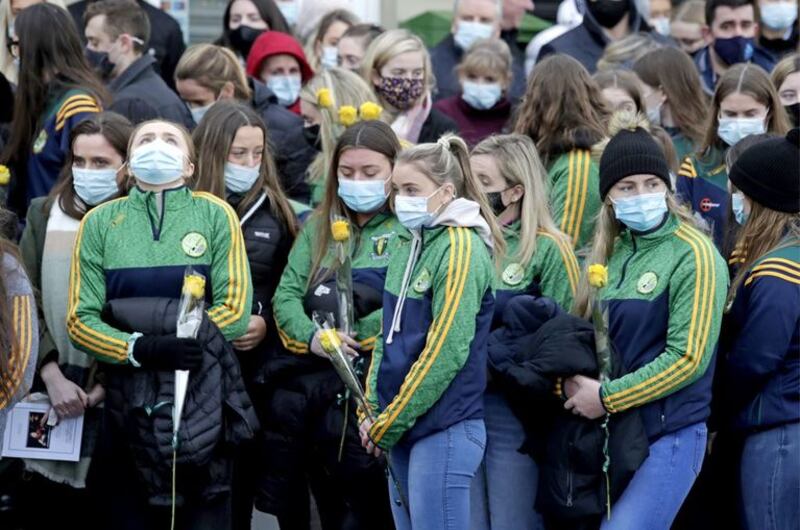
[387,231,422,344]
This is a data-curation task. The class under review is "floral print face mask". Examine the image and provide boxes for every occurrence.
[377,76,424,111]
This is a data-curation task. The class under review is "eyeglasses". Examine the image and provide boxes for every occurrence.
[6,38,19,59]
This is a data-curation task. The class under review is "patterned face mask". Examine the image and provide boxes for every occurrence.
[377,76,424,111]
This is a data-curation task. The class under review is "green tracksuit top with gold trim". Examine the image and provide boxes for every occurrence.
[272,211,407,354]
[598,214,728,440]
[547,149,601,251]
[67,187,253,364]
[493,223,580,323]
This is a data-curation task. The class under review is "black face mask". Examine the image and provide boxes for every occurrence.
[486,191,506,217]
[303,124,322,151]
[587,0,629,28]
[229,25,264,58]
[85,47,114,79]
[785,103,800,128]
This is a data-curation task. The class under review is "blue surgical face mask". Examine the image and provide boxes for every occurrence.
[759,1,798,30]
[72,166,121,205]
[718,117,766,146]
[129,138,186,185]
[321,45,339,69]
[277,0,298,26]
[462,80,502,110]
[225,162,261,194]
[732,191,748,225]
[190,102,213,125]
[267,74,302,107]
[394,187,447,230]
[611,191,668,232]
[338,176,389,213]
[453,20,494,50]
[650,16,671,36]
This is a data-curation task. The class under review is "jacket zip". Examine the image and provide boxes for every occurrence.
[144,191,168,241]
[616,235,638,289]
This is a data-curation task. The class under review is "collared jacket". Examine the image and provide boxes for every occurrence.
[67,186,253,363]
[365,225,494,450]
[547,149,601,251]
[724,238,800,432]
[598,214,728,441]
[693,45,776,95]
[677,147,729,248]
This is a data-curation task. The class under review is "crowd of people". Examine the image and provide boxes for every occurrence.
[0,0,797,529]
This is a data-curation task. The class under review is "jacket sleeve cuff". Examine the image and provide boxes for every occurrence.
[599,384,614,414]
[126,332,144,367]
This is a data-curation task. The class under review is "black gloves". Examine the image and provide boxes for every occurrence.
[132,335,203,370]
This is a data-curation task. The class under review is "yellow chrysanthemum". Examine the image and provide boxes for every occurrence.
[359,102,383,121]
[338,105,358,127]
[319,329,341,353]
[183,274,206,299]
[331,219,350,241]
[0,165,9,185]
[316,88,334,108]
[587,264,609,288]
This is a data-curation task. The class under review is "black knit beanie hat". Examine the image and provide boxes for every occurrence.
[729,128,800,214]
[599,127,671,199]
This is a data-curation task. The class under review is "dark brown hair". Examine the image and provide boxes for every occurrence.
[513,54,609,163]
[633,48,709,147]
[85,0,150,53]
[216,0,290,48]
[192,101,297,236]
[45,112,133,220]
[309,120,401,284]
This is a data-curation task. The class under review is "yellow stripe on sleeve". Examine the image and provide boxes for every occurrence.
[745,271,800,286]
[560,152,576,237]
[276,322,309,354]
[604,225,716,410]
[571,151,590,246]
[539,231,580,295]
[1,296,33,406]
[56,95,98,121]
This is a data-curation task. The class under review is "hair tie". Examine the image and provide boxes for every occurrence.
[437,137,451,151]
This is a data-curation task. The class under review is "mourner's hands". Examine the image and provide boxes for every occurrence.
[359,418,383,458]
[41,361,88,419]
[309,330,360,358]
[233,315,267,351]
[563,375,607,420]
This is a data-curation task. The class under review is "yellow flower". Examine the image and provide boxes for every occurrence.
[338,105,358,127]
[331,219,350,241]
[0,165,9,185]
[359,102,383,121]
[319,329,341,353]
[587,264,608,288]
[183,274,206,299]
[316,88,334,108]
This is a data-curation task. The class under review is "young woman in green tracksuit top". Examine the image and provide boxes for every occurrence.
[513,54,608,252]
[566,121,728,530]
[469,134,579,530]
[270,119,403,528]
[359,134,505,530]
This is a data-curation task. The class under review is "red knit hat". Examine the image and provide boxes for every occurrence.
[245,31,314,82]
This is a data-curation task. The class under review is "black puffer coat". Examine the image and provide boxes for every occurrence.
[100,297,259,506]
[489,295,649,525]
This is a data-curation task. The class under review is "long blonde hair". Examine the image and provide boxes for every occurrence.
[396,134,506,267]
[471,134,567,269]
[300,67,376,185]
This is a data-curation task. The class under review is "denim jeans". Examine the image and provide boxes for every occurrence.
[470,392,544,530]
[388,419,486,530]
[600,422,707,530]
[741,422,800,530]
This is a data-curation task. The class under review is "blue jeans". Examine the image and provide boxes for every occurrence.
[600,422,707,530]
[470,392,543,530]
[741,422,800,530]
[388,419,486,530]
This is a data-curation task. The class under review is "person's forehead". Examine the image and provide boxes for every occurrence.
[713,4,755,23]
[457,0,499,16]
[384,51,424,70]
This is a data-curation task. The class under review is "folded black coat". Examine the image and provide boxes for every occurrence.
[100,297,259,506]
[489,295,650,522]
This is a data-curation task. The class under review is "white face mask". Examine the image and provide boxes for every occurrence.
[225,162,261,194]
[277,0,298,26]
[129,138,186,185]
[650,16,671,36]
[321,45,339,69]
[453,20,494,50]
[190,102,214,125]
[394,186,449,230]
[717,117,766,146]
[267,74,302,107]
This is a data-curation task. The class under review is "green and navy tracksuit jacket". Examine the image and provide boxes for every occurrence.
[547,149,601,251]
[667,130,697,166]
[272,211,407,354]
[67,186,252,363]
[26,88,102,207]
[676,147,728,248]
[599,214,728,441]
[725,239,800,432]
[364,226,495,450]
[493,223,580,326]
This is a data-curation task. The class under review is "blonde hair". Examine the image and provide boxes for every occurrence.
[673,0,706,25]
[175,44,252,101]
[299,67,377,184]
[456,38,513,85]
[304,8,359,71]
[771,52,800,94]
[596,32,665,72]
[471,134,568,270]
[396,133,506,266]
[361,29,434,114]
[0,0,67,84]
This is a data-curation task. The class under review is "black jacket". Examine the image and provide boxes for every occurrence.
[249,78,314,203]
[489,296,649,523]
[100,297,259,506]
[69,0,186,90]
[109,55,193,128]
[418,108,459,143]
[538,1,665,73]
